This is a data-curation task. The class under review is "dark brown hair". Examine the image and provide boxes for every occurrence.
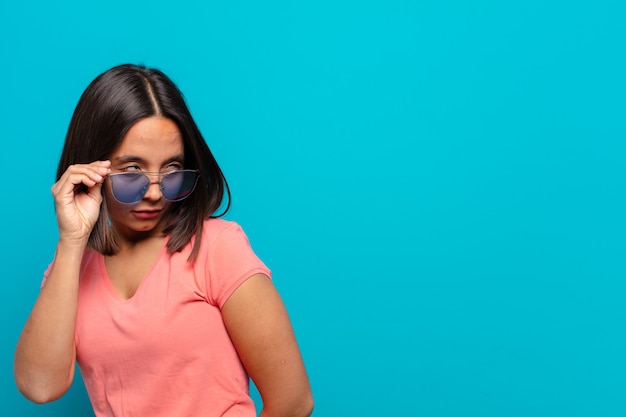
[57,64,230,261]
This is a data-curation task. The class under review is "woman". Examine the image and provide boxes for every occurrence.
[14,64,313,417]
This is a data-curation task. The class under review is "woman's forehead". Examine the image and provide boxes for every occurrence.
[113,117,184,160]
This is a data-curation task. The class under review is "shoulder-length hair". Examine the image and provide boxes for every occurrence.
[57,64,230,261]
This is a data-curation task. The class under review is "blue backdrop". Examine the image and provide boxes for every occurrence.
[1,1,625,416]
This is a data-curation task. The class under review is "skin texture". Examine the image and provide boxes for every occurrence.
[14,116,313,416]
[223,274,313,417]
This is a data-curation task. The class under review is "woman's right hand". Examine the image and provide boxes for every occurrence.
[51,160,111,245]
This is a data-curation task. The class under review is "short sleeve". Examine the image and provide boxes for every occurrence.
[204,221,271,308]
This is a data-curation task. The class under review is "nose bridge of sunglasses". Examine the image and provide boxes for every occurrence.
[138,172,168,188]
[143,171,161,180]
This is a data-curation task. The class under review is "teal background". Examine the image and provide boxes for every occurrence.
[1,1,625,416]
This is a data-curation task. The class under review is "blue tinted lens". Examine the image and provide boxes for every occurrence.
[109,171,200,204]
[161,170,200,201]
[110,173,150,204]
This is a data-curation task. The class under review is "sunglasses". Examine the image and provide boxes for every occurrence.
[108,170,200,204]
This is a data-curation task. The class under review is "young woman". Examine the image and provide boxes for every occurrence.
[14,64,313,417]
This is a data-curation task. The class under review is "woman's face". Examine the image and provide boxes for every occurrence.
[105,116,185,241]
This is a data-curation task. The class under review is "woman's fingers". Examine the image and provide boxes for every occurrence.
[52,161,111,242]
[52,161,111,200]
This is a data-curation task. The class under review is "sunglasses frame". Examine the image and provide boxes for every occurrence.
[108,169,201,204]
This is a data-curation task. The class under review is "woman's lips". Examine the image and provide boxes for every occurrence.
[132,210,161,220]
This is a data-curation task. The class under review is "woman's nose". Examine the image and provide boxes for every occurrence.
[142,179,163,201]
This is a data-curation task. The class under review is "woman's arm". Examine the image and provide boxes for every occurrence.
[14,161,110,403]
[14,243,83,403]
[222,274,314,417]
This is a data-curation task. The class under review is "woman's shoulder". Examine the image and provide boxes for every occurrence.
[194,218,259,270]
[200,217,245,243]
[202,217,239,233]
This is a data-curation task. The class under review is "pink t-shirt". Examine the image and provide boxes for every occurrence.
[46,218,270,417]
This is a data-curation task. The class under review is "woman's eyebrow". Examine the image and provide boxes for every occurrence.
[164,154,185,164]
[112,154,185,164]
[113,155,145,164]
